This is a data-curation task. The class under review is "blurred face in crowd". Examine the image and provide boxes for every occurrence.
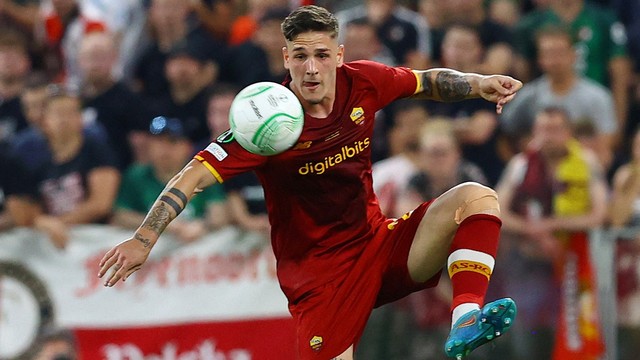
[165,55,204,90]
[0,44,29,83]
[21,86,49,128]
[536,32,576,79]
[441,26,483,71]
[42,96,83,143]
[51,0,78,17]
[150,0,189,30]
[254,19,287,61]
[532,110,573,157]
[420,132,461,180]
[78,33,117,84]
[283,31,344,107]
[34,339,76,360]
[207,92,235,136]
[148,135,193,175]
[343,22,381,62]
[387,105,428,156]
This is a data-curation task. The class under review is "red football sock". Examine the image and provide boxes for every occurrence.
[448,213,501,311]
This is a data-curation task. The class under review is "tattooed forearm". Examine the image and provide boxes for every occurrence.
[134,233,152,248]
[141,202,173,234]
[436,71,471,101]
[160,195,184,216]
[168,188,188,207]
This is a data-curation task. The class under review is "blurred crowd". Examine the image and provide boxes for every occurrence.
[0,0,639,359]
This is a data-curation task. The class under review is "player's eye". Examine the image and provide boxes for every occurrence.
[317,53,329,59]
[294,54,306,60]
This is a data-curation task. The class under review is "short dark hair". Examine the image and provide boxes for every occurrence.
[281,5,339,42]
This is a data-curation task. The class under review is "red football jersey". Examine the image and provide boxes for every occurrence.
[195,60,419,302]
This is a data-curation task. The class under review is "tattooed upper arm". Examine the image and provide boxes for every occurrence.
[418,71,434,97]
[435,71,471,101]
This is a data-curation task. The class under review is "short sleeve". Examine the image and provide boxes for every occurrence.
[349,61,419,105]
[194,138,267,183]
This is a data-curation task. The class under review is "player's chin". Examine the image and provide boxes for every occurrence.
[302,95,324,105]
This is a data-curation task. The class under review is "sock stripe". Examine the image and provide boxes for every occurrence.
[447,249,495,280]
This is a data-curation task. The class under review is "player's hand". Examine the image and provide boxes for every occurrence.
[478,75,523,114]
[98,237,152,287]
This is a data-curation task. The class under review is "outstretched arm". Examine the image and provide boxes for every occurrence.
[412,68,522,114]
[98,159,217,286]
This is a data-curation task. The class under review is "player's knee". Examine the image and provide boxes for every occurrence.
[452,182,500,224]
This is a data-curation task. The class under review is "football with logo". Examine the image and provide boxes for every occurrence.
[229,81,304,156]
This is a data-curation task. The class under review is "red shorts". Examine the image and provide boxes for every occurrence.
[289,201,442,359]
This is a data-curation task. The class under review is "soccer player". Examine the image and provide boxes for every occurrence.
[98,5,522,359]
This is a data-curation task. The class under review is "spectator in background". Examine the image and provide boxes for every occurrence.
[133,0,226,99]
[500,27,617,169]
[0,149,38,231]
[191,0,236,42]
[0,0,40,35]
[10,75,50,172]
[342,18,396,65]
[227,0,290,46]
[432,0,515,76]
[608,127,640,360]
[80,0,149,82]
[32,88,120,248]
[78,31,149,169]
[113,116,227,243]
[35,0,106,87]
[149,39,218,146]
[425,24,504,185]
[33,327,77,360]
[515,0,632,127]
[372,101,427,218]
[495,106,608,359]
[397,121,488,213]
[223,7,289,87]
[488,0,522,28]
[336,0,431,69]
[0,29,30,144]
[205,83,238,143]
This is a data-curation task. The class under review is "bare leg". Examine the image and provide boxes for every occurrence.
[407,182,499,282]
[332,345,354,360]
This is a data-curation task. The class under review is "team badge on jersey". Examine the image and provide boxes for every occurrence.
[309,335,323,352]
[350,107,365,125]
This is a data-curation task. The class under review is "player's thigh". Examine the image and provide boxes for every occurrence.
[332,345,354,360]
[407,182,499,282]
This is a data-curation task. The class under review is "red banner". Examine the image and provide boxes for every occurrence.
[75,318,296,359]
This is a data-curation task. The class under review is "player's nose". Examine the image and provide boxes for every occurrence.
[305,58,319,75]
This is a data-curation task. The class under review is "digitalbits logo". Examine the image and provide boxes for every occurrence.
[101,340,252,360]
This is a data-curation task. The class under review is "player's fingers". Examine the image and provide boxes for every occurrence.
[98,251,119,278]
[123,265,142,282]
[104,261,126,287]
[99,247,116,267]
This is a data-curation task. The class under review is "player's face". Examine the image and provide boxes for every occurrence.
[283,31,344,108]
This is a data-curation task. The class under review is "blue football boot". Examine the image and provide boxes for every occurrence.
[444,298,517,359]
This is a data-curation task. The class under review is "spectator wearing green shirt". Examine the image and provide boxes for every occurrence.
[515,0,633,131]
[112,116,228,243]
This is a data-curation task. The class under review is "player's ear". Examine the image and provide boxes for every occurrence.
[282,46,290,70]
[336,44,344,68]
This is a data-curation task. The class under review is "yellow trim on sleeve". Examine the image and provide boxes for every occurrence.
[412,70,422,95]
[194,155,224,183]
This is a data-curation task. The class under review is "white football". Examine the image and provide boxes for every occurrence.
[229,82,304,156]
